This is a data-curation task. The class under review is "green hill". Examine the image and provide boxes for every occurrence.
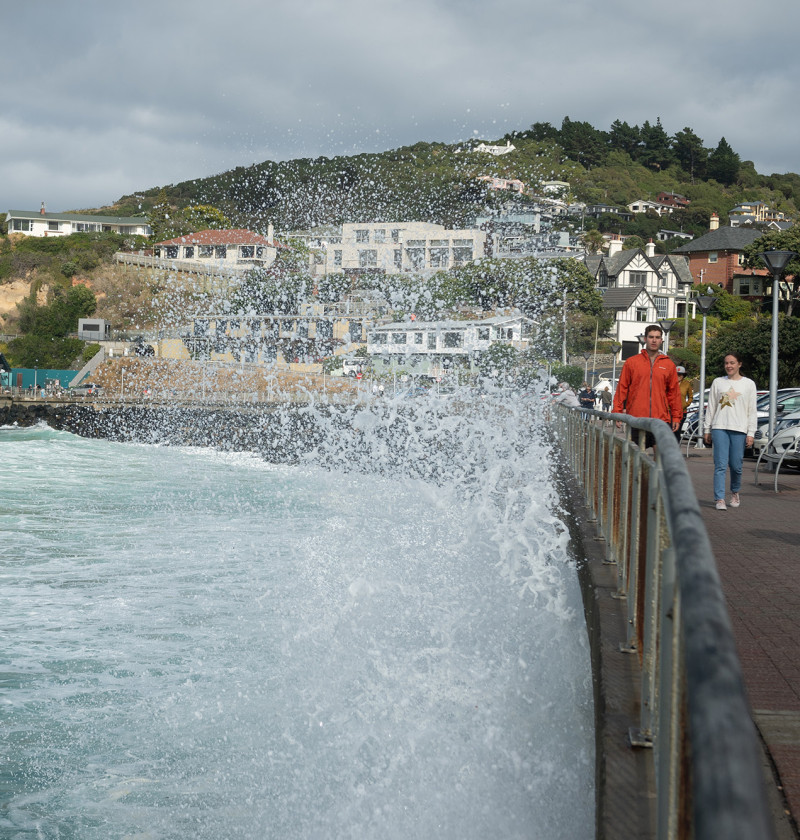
[100,116,799,238]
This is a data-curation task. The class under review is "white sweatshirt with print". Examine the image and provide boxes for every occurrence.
[703,375,758,436]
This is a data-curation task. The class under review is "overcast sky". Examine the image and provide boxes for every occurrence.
[2,0,799,214]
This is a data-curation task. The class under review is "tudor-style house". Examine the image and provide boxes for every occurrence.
[585,239,692,357]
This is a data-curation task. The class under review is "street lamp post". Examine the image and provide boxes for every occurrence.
[695,295,715,449]
[759,250,798,441]
[659,319,675,353]
[582,351,591,382]
[610,342,622,384]
[678,279,694,347]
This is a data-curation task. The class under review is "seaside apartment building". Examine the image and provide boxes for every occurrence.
[312,222,487,277]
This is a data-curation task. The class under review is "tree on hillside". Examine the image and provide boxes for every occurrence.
[182,205,232,232]
[706,316,800,388]
[707,137,740,186]
[741,226,800,314]
[582,229,606,254]
[559,117,608,169]
[639,118,674,171]
[6,284,97,369]
[672,127,707,182]
[608,120,642,158]
[147,188,175,242]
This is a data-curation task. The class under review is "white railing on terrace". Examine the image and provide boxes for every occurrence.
[552,405,775,840]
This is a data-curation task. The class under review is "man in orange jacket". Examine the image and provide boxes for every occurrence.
[613,324,682,448]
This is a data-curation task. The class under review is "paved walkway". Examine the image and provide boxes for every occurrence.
[683,447,800,837]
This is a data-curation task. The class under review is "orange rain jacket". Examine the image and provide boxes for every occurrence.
[612,349,683,424]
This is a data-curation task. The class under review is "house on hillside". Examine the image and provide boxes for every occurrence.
[178,302,372,369]
[153,228,285,272]
[6,206,151,238]
[473,141,516,156]
[585,239,690,357]
[656,192,690,210]
[312,222,487,277]
[477,176,525,193]
[366,313,533,377]
[672,215,766,296]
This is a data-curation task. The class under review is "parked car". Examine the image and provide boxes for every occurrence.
[753,405,800,456]
[769,423,800,466]
[685,388,800,449]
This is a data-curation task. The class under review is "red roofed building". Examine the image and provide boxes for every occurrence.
[154,227,286,271]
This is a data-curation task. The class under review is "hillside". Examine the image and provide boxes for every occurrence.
[100,117,800,237]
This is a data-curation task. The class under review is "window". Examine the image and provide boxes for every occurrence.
[359,250,377,268]
[391,229,401,243]
[314,253,324,265]
[636,307,648,322]
[477,327,490,341]
[393,249,402,269]
[215,245,227,259]
[48,221,59,232]
[371,332,388,345]
[406,247,425,269]
[153,248,161,257]
[240,245,254,258]
[430,239,448,247]
[349,321,362,342]
[166,246,179,259]
[452,243,473,264]
[629,271,647,286]
[738,253,746,266]
[392,332,407,344]
[443,331,463,348]
[428,333,437,349]
[355,229,369,243]
[12,219,31,231]
[333,250,342,266]
[199,245,213,258]
[184,246,195,258]
[654,296,668,318]
[374,229,386,243]
[413,332,423,344]
[430,247,449,268]
[708,252,718,263]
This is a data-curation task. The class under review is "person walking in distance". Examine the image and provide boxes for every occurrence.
[612,324,682,450]
[674,365,694,443]
[702,352,758,510]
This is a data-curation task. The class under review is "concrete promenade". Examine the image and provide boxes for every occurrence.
[683,447,800,837]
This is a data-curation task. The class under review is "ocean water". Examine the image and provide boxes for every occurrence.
[0,400,594,839]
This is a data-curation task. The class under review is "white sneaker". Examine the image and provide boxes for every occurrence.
[715,499,727,510]
[729,493,740,508]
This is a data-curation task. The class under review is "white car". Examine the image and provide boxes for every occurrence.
[753,407,800,456]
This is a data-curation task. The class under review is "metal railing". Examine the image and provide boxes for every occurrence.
[552,405,775,840]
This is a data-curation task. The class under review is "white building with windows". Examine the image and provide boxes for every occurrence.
[153,228,284,272]
[366,313,532,376]
[315,222,487,276]
[585,240,691,357]
[6,207,151,238]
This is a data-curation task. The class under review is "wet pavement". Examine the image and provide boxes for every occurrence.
[683,446,800,838]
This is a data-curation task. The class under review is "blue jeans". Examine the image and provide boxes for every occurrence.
[711,429,746,500]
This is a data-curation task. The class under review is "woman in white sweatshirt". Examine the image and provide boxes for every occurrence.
[702,352,758,510]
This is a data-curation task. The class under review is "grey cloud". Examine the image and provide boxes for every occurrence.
[1,0,799,211]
